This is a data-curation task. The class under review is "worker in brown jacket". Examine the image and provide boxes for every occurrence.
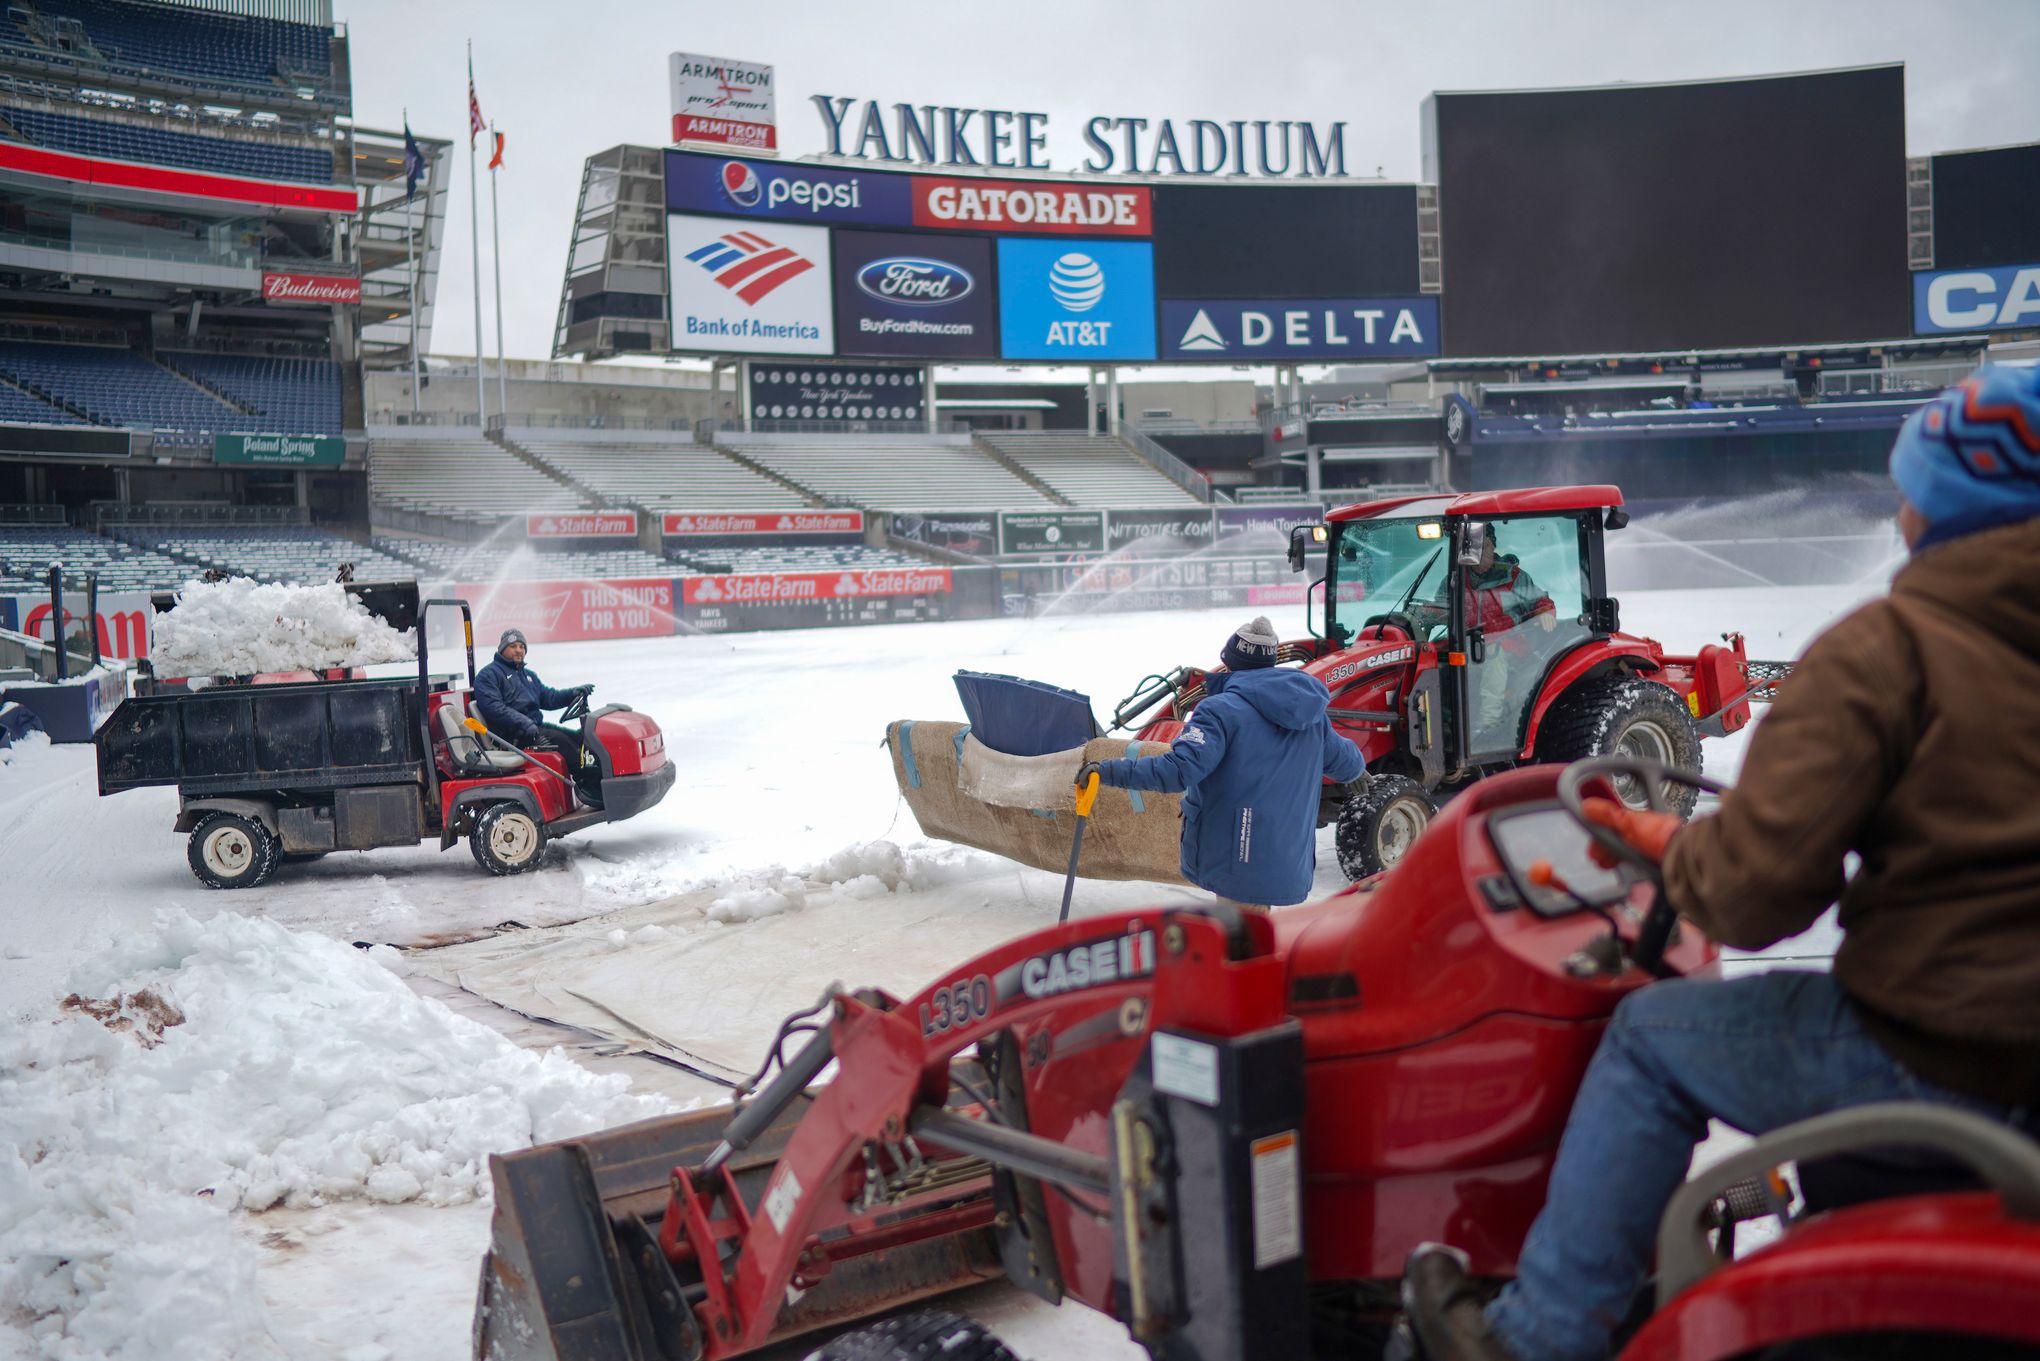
[1404,362,2040,1361]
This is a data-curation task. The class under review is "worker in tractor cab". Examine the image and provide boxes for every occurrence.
[1079,617,1365,912]
[1403,364,2040,1361]
[473,627,602,807]
[1414,520,1559,743]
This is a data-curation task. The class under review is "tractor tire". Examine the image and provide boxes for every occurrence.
[470,803,547,875]
[1536,676,1703,817]
[802,1311,1018,1361]
[1335,775,1437,881]
[188,812,281,890]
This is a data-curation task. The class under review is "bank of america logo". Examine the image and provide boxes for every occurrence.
[684,231,814,305]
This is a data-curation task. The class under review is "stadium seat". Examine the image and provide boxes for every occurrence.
[2,104,333,183]
[0,341,245,432]
[160,353,343,435]
[718,433,1057,511]
[1,0,331,89]
[367,435,596,524]
[976,432,1202,506]
[510,434,810,512]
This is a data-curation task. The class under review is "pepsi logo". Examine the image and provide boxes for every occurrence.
[856,256,972,307]
[1048,253,1105,313]
[721,161,762,208]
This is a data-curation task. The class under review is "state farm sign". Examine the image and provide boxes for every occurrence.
[526,511,638,539]
[458,578,674,644]
[262,271,362,306]
[681,566,951,605]
[662,510,864,536]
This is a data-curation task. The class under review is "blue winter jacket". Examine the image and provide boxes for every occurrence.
[473,649,576,741]
[1095,668,1365,906]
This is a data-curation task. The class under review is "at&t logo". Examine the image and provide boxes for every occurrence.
[1046,252,1111,346]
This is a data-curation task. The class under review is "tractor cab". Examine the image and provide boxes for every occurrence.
[1292,485,1632,775]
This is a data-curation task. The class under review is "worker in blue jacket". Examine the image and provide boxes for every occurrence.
[1083,618,1365,908]
[473,628,600,805]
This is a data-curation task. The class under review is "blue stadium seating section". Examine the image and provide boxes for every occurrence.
[0,380,78,425]
[2,104,331,183]
[162,352,341,435]
[0,341,243,431]
[4,0,330,88]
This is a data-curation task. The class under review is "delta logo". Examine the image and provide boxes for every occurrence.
[684,230,815,305]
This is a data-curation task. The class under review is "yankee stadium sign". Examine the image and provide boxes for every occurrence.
[813,98,1347,178]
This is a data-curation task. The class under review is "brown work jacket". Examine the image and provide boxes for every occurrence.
[1664,515,2040,1105]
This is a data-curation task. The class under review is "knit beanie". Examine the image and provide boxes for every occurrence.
[499,628,527,650]
[1220,616,1281,671]
[1888,365,2040,546]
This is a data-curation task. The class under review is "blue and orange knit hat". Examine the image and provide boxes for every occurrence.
[1889,364,2040,546]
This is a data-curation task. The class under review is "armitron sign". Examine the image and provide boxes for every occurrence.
[662,510,863,536]
[671,52,776,151]
[526,512,638,539]
[262,272,361,305]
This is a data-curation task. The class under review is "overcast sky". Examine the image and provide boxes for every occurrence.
[336,0,2040,366]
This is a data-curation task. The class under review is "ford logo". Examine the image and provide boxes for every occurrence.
[856,256,972,307]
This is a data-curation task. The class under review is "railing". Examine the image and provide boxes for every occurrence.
[1129,417,1263,436]
[93,502,308,527]
[0,503,67,526]
[0,227,262,273]
[1817,366,1967,398]
[712,418,971,436]
[1120,426,1214,503]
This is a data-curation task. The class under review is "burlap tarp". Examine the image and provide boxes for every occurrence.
[885,719,1188,884]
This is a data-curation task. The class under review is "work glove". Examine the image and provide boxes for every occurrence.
[521,727,553,749]
[1579,796,1681,868]
[574,684,595,696]
[1075,761,1103,790]
[1344,775,1372,799]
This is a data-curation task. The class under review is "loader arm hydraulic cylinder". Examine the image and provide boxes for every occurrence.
[702,1024,836,1178]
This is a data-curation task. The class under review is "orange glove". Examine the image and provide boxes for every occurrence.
[1580,796,1681,868]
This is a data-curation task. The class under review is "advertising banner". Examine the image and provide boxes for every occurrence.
[998,509,1107,556]
[8,591,154,659]
[1215,504,1322,540]
[680,566,952,606]
[1160,298,1439,360]
[832,230,997,358]
[997,239,1156,361]
[1913,262,2040,334]
[1106,506,1216,553]
[669,217,834,355]
[911,177,1151,236]
[525,511,638,539]
[262,272,362,306]
[663,509,864,537]
[745,361,923,422]
[889,510,998,557]
[213,433,346,466]
[457,579,674,645]
[666,152,912,227]
[669,52,776,151]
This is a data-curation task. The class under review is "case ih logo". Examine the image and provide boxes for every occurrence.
[662,510,863,536]
[684,231,815,304]
[262,272,361,305]
[526,512,637,538]
[682,566,951,605]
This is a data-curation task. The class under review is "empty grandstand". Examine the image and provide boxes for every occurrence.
[160,354,343,435]
[112,525,416,583]
[1,0,333,91]
[374,538,673,583]
[367,434,593,525]
[0,524,198,591]
[670,543,932,576]
[718,434,1058,510]
[977,432,1204,506]
[509,434,811,512]
[0,341,246,431]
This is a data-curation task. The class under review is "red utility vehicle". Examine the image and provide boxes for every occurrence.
[472,756,2040,1361]
[1111,485,1787,879]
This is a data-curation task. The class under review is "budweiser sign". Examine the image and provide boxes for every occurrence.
[262,271,362,305]
[682,566,951,605]
[526,511,639,539]
[662,510,863,536]
[457,578,673,643]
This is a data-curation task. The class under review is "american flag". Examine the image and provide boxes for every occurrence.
[467,56,485,144]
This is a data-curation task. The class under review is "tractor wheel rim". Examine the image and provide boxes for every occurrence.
[490,816,537,863]
[1378,798,1430,866]
[203,828,252,876]
[1614,721,1674,807]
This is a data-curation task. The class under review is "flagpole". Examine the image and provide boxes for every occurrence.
[405,112,420,417]
[489,123,507,422]
[467,41,487,427]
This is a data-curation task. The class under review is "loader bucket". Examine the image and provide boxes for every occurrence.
[474,1092,1005,1361]
[884,719,1189,884]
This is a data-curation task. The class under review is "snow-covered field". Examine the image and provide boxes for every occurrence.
[0,582,1871,1360]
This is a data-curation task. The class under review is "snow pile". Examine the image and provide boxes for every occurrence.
[0,910,668,1359]
[0,723,49,766]
[706,840,989,924]
[148,577,416,678]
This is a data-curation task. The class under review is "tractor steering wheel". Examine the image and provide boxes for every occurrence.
[1555,756,1729,976]
[560,689,591,723]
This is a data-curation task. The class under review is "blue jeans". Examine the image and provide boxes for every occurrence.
[1486,971,2021,1361]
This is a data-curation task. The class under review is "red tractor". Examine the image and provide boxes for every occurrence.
[471,756,2040,1361]
[1111,485,1786,879]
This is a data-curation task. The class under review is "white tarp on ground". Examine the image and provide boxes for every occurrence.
[148,578,415,679]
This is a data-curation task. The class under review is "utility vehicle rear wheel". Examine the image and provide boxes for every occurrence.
[802,1310,1017,1361]
[188,812,280,889]
[470,803,546,875]
[1536,676,1703,816]
[1335,775,1437,881]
